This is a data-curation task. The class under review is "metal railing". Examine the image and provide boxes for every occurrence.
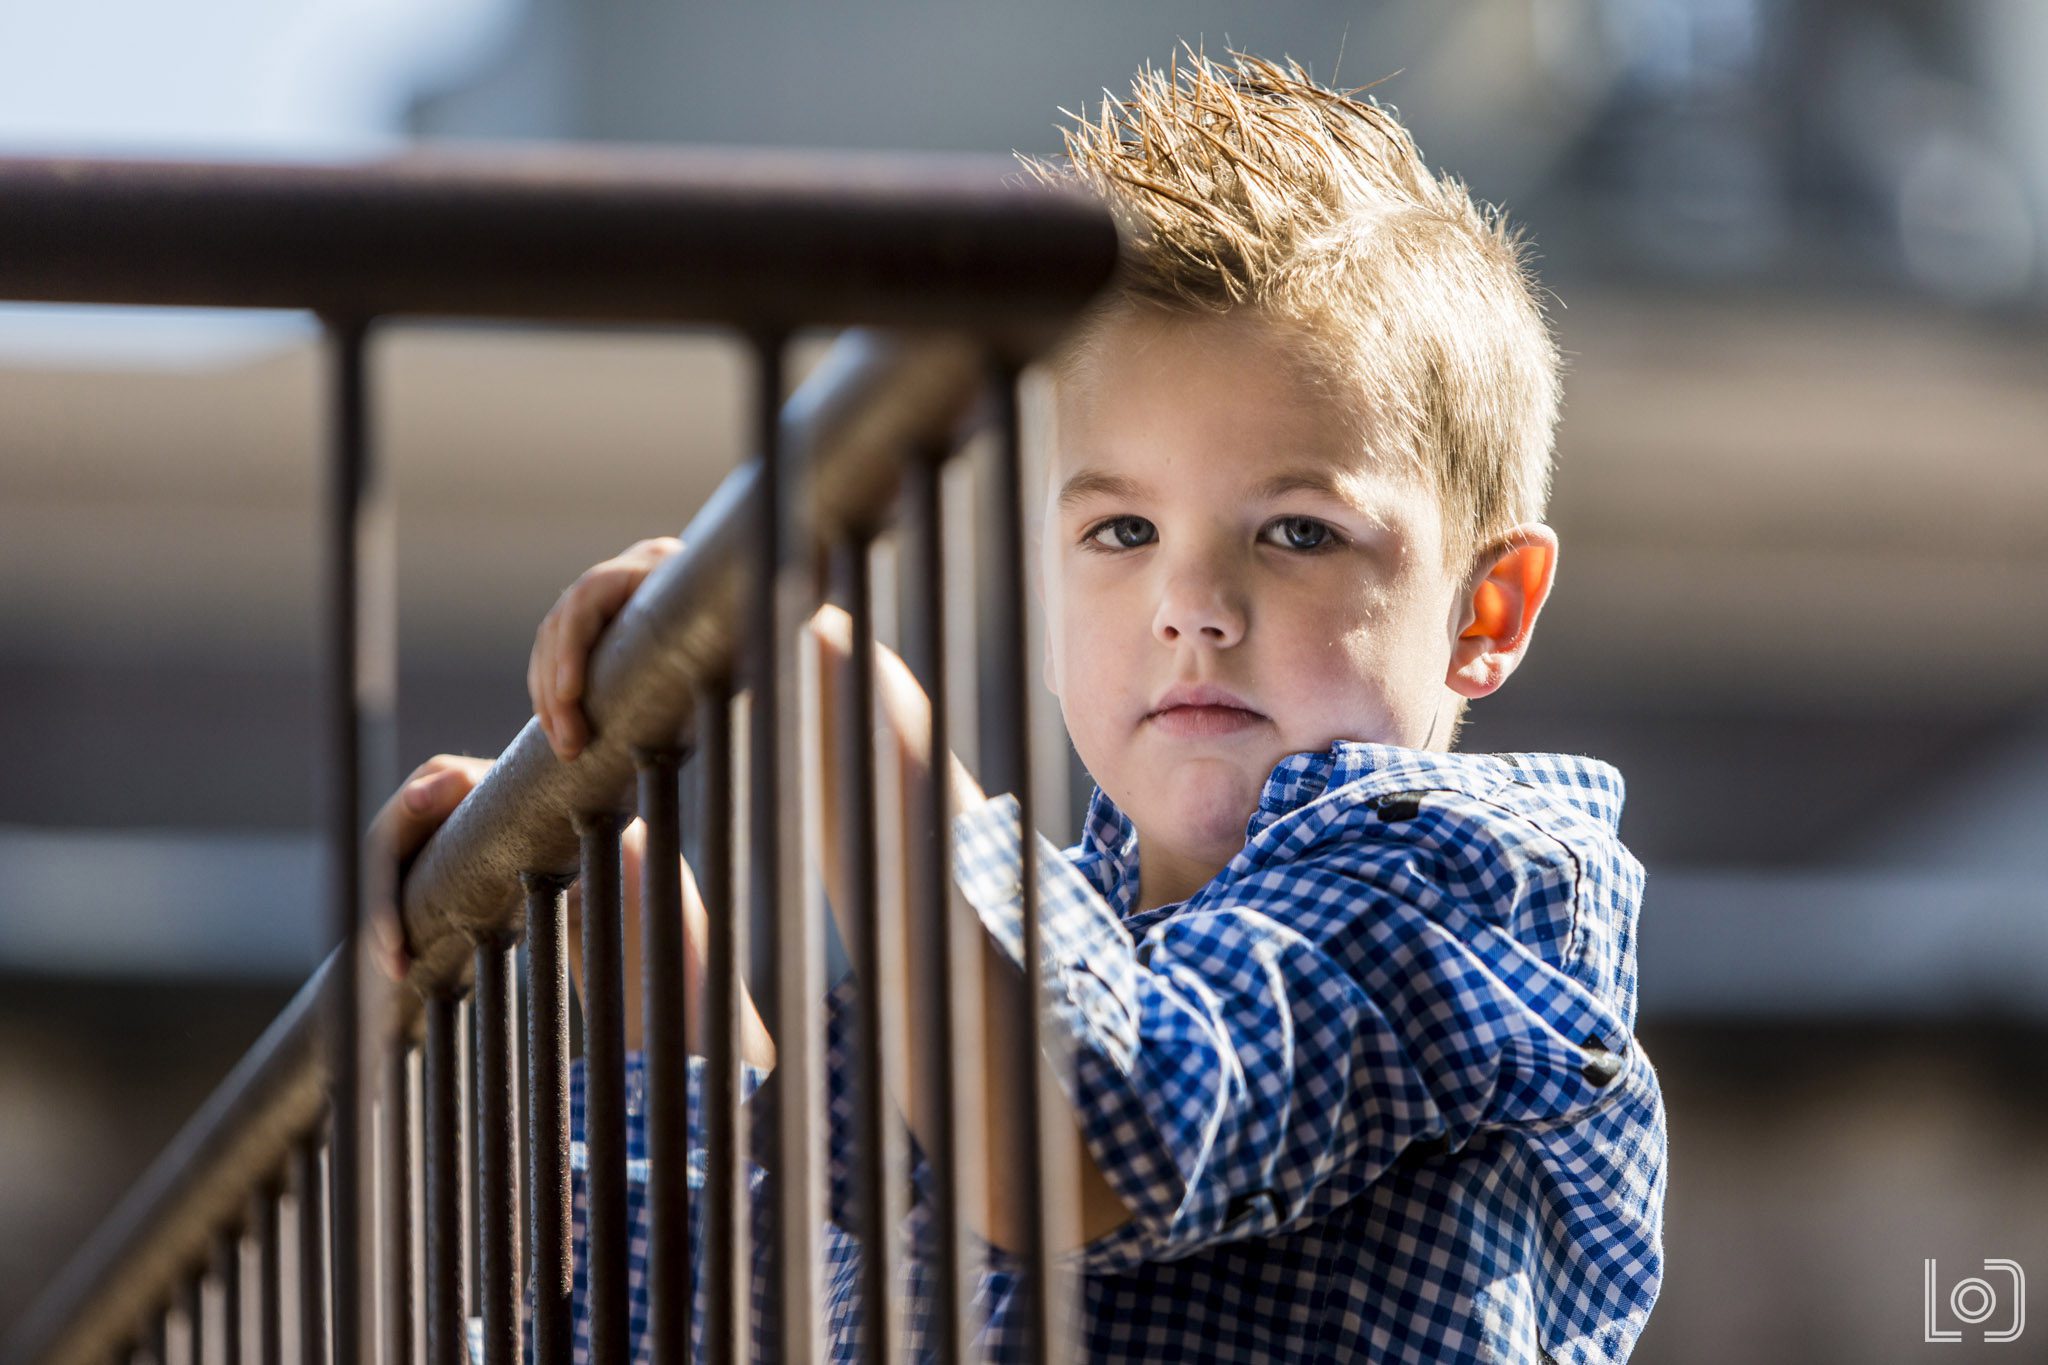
[0,146,1117,1365]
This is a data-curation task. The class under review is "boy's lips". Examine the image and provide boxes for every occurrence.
[1145,683,1268,738]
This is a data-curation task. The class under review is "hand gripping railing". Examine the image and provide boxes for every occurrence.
[0,147,1118,1365]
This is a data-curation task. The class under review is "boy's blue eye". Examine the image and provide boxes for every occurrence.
[1084,516,1157,550]
[1264,516,1335,552]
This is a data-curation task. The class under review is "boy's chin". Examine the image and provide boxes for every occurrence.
[1151,759,1263,849]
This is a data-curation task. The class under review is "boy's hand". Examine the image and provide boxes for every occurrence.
[529,536,684,761]
[366,753,493,983]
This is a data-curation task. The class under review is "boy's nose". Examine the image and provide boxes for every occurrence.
[1152,576,1246,649]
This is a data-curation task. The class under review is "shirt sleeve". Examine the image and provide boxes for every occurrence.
[949,790,1626,1275]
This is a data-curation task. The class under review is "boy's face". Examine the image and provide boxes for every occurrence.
[1037,309,1550,903]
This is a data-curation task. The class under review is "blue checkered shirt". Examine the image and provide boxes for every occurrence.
[539,741,1667,1363]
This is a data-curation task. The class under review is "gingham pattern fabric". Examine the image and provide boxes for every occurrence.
[535,740,1666,1363]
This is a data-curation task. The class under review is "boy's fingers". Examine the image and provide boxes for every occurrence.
[556,563,649,698]
[368,754,490,983]
[530,538,682,764]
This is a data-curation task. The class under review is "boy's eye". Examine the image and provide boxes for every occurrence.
[1262,516,1337,552]
[1083,515,1157,551]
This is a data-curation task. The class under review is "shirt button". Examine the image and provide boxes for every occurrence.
[1580,1036,1626,1087]
[1371,791,1427,821]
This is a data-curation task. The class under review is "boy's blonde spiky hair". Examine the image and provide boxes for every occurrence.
[1017,43,1563,579]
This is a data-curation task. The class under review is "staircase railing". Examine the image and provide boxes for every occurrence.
[0,146,1117,1365]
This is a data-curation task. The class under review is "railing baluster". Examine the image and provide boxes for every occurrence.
[741,331,786,1365]
[182,1274,203,1365]
[980,357,1062,1364]
[147,1304,167,1365]
[459,998,478,1329]
[322,313,395,1365]
[213,1228,241,1365]
[700,682,742,1365]
[475,937,521,1365]
[290,1134,327,1365]
[766,330,827,1365]
[424,996,464,1365]
[253,1188,281,1365]
[522,874,573,1365]
[577,810,630,1362]
[380,1040,413,1365]
[833,536,896,1364]
[900,448,969,1365]
[635,750,689,1365]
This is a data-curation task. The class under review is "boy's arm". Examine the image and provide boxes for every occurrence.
[813,607,1638,1272]
[563,820,777,1069]
[806,606,1135,1255]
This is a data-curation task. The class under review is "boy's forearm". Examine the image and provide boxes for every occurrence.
[565,832,777,1070]
[817,635,1133,1253]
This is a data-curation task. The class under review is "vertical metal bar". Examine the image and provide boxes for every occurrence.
[739,332,786,1365]
[523,874,573,1365]
[255,1187,282,1365]
[476,937,521,1365]
[833,536,895,1363]
[900,449,967,1365]
[182,1274,203,1365]
[459,997,478,1322]
[636,750,691,1365]
[148,1303,169,1365]
[769,333,828,1365]
[981,359,1056,1363]
[579,809,630,1363]
[510,943,528,1338]
[319,316,371,1365]
[424,995,465,1365]
[291,1133,327,1365]
[700,682,742,1365]
[215,1227,242,1365]
[381,1041,413,1365]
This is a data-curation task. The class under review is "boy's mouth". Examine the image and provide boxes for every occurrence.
[1146,683,1268,738]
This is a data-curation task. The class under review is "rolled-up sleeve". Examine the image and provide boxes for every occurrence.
[949,790,1625,1276]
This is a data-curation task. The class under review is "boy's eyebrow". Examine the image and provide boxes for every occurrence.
[1056,467,1146,511]
[1057,464,1398,524]
[1251,468,1362,503]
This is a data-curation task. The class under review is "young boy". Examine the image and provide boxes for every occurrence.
[383,45,1665,1365]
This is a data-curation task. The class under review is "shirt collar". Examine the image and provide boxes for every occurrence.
[1070,740,1630,920]
[1072,741,1399,918]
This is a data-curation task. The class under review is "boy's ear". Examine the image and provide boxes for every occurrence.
[1446,525,1558,700]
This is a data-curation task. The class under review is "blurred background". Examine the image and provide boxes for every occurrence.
[2,1,2045,1361]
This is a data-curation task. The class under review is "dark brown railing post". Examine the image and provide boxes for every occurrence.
[475,936,522,1365]
[179,1276,202,1365]
[833,532,900,1364]
[900,444,971,1365]
[577,809,631,1361]
[319,316,366,1365]
[423,994,465,1365]
[700,680,743,1365]
[212,1225,241,1365]
[522,873,574,1365]
[768,333,827,1365]
[253,1184,282,1364]
[379,1039,413,1365]
[979,355,1073,1365]
[740,332,785,1365]
[636,748,691,1365]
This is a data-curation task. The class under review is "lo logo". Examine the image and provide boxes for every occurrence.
[1924,1258,2026,1343]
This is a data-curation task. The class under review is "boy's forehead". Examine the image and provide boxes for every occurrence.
[1047,456,1412,533]
[1046,308,1425,507]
